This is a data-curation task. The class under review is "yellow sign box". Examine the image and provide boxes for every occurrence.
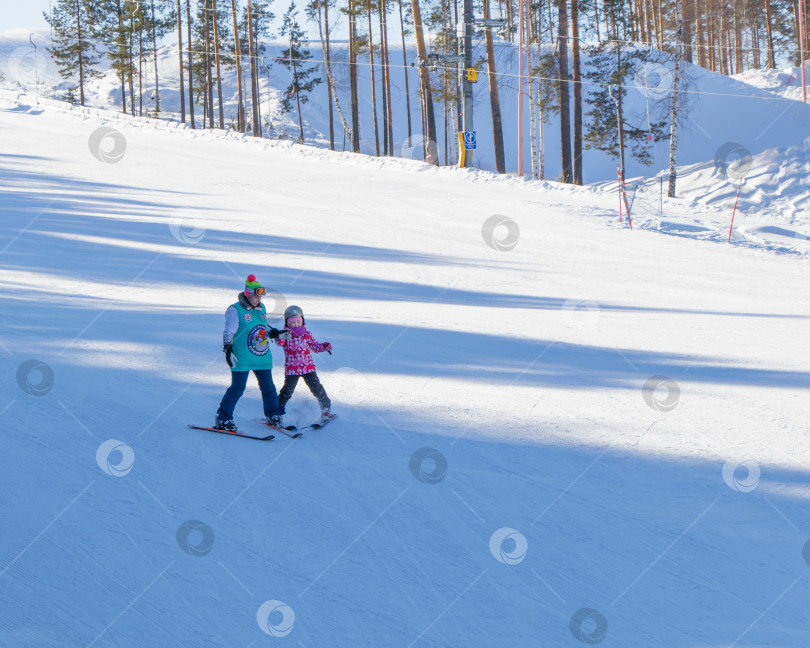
[466,67,478,83]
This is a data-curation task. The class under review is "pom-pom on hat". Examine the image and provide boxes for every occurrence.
[244,274,265,296]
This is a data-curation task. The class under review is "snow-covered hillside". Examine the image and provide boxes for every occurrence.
[1,83,810,647]
[3,27,810,182]
[733,62,810,103]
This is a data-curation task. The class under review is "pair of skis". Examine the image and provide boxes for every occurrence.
[188,414,336,441]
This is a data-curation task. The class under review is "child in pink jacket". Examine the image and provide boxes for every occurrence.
[274,305,333,424]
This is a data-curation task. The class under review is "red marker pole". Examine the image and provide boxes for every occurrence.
[617,164,623,224]
[728,176,744,242]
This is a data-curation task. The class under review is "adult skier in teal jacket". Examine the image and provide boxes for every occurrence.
[214,275,288,431]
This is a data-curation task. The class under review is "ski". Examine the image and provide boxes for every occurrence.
[253,419,303,438]
[188,424,275,441]
[298,414,338,432]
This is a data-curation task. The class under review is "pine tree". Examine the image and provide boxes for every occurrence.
[102,0,133,114]
[277,2,323,143]
[582,40,666,171]
[45,0,105,106]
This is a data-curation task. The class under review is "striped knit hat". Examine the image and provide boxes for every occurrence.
[244,274,265,296]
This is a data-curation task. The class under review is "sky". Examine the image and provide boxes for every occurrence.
[0,3,51,34]
[0,1,337,46]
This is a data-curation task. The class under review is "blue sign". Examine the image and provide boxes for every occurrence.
[464,131,476,150]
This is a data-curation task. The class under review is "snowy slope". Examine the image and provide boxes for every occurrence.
[2,88,810,647]
[732,61,810,103]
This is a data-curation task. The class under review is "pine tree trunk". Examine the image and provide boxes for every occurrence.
[152,1,160,114]
[128,7,136,116]
[536,25,544,179]
[720,7,729,75]
[398,0,412,140]
[323,0,335,149]
[696,0,706,68]
[76,0,85,106]
[792,0,801,67]
[380,0,393,156]
[765,1,776,68]
[231,0,244,131]
[454,0,462,140]
[139,11,144,116]
[629,0,637,41]
[483,0,505,173]
[379,0,388,155]
[616,46,626,176]
[349,0,361,151]
[177,0,185,122]
[594,0,601,42]
[733,0,743,72]
[557,0,572,183]
[116,0,127,113]
[506,0,513,41]
[213,0,225,128]
[667,0,682,198]
[367,0,380,156]
[411,0,437,163]
[643,0,653,44]
[441,0,448,164]
[526,3,538,180]
[292,55,305,142]
[571,0,582,185]
[247,0,261,136]
[384,2,394,156]
[186,0,196,128]
[205,0,214,128]
[658,0,664,51]
[682,0,692,63]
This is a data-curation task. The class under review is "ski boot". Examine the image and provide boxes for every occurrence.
[213,416,237,432]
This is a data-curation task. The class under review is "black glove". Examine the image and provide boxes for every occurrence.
[223,343,234,368]
[267,327,289,340]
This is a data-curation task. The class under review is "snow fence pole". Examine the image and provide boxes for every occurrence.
[618,164,633,229]
[728,176,744,242]
[660,176,663,216]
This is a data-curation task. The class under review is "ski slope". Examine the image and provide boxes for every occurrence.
[1,89,810,647]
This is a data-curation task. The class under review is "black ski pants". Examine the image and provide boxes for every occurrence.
[278,372,331,413]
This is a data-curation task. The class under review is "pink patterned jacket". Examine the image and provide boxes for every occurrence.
[274,327,329,375]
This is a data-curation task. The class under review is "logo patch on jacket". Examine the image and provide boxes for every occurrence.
[247,326,269,356]
[244,313,252,322]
